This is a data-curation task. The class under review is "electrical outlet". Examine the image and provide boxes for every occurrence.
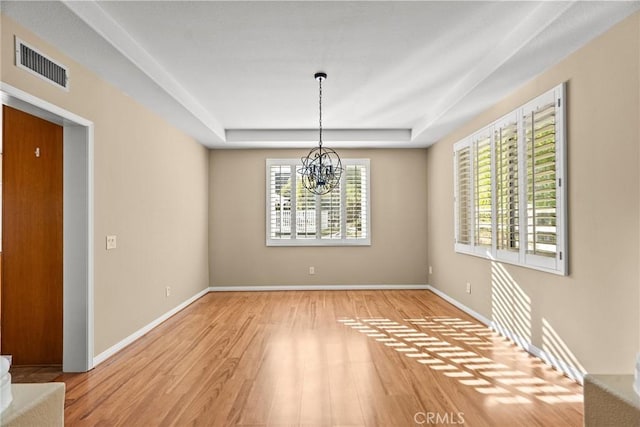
[165,286,171,297]
[309,266,315,275]
[428,266,433,275]
[466,282,471,294]
[106,235,117,250]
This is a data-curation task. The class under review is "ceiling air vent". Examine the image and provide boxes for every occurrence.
[15,37,69,90]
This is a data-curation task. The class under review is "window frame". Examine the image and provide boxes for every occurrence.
[453,83,567,275]
[266,158,371,247]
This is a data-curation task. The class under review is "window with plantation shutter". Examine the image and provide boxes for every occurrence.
[495,116,519,256]
[455,130,493,256]
[474,132,492,248]
[295,172,317,239]
[526,102,556,257]
[345,164,368,240]
[454,144,472,248]
[320,185,341,240]
[453,84,566,275]
[268,165,292,240]
[523,90,562,270]
[267,159,370,246]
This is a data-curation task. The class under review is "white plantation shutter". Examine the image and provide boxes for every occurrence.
[345,164,368,239]
[454,143,472,248]
[269,165,292,239]
[266,159,370,246]
[495,116,520,253]
[474,133,492,248]
[296,172,317,239]
[320,185,341,239]
[452,84,566,275]
[523,88,565,271]
[526,101,556,257]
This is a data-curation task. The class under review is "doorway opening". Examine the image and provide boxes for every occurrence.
[1,82,94,372]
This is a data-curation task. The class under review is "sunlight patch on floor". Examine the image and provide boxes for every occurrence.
[338,315,583,405]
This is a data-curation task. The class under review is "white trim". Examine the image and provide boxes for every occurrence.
[267,239,371,247]
[425,285,584,384]
[1,82,95,372]
[556,83,568,275]
[226,129,411,147]
[1,83,91,126]
[411,1,574,142]
[93,285,427,366]
[85,283,585,384]
[92,288,210,367]
[62,0,225,143]
[209,284,431,292]
[86,123,95,370]
[62,125,93,372]
[426,285,492,325]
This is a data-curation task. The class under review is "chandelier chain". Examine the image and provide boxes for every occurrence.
[318,76,323,148]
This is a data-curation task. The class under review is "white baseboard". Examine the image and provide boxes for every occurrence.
[92,287,210,367]
[425,285,585,384]
[426,285,492,325]
[208,284,431,292]
[91,283,585,384]
[92,285,429,367]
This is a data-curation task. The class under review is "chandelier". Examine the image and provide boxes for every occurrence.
[299,72,343,195]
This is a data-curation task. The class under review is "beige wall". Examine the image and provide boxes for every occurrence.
[209,149,428,286]
[427,12,640,375]
[1,15,210,355]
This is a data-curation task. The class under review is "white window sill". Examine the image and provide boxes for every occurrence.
[267,238,371,247]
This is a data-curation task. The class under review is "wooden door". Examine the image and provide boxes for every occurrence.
[2,105,63,365]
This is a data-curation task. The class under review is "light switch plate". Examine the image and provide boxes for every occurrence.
[106,235,117,250]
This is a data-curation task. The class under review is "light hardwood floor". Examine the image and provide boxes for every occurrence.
[10,365,62,383]
[59,290,583,426]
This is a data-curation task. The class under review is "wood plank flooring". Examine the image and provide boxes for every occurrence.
[10,365,62,383]
[58,290,583,426]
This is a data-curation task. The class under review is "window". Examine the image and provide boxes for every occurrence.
[454,145,472,246]
[267,159,370,246]
[454,84,566,274]
[474,131,492,249]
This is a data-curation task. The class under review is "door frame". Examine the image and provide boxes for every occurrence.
[1,82,94,372]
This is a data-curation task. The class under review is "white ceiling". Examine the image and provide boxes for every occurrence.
[2,1,639,148]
